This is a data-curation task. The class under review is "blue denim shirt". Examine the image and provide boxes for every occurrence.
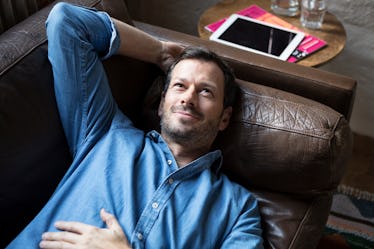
[7,3,263,249]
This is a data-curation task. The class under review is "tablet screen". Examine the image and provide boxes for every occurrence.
[210,14,305,60]
[219,18,296,56]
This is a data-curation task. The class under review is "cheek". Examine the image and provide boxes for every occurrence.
[158,104,163,117]
[201,101,223,116]
[158,96,166,117]
[159,95,174,116]
[218,108,232,131]
[164,93,179,108]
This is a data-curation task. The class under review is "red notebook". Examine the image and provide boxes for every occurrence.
[205,5,327,63]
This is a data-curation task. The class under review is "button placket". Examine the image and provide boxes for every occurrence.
[168,178,174,185]
[131,163,184,247]
[137,232,143,241]
[152,202,159,209]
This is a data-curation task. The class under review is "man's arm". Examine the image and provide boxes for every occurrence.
[46,3,183,157]
[220,196,264,249]
[112,18,183,71]
[39,209,131,249]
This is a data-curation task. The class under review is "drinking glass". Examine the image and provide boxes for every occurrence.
[271,0,299,16]
[300,0,327,29]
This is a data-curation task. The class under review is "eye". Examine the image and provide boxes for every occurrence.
[170,83,185,92]
[173,83,185,89]
[200,88,214,97]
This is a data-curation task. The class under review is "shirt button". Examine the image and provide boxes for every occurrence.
[137,232,143,240]
[168,178,174,184]
[152,202,159,209]
[167,159,172,165]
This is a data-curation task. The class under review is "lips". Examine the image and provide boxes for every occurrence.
[171,105,203,120]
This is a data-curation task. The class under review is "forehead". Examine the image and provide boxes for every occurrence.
[171,59,225,86]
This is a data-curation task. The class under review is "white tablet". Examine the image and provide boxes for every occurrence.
[210,14,305,61]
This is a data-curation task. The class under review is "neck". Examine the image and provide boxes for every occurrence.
[163,136,211,167]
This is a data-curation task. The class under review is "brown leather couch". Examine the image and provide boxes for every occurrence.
[0,0,356,248]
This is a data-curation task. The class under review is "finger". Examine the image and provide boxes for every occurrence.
[54,221,93,234]
[100,209,124,235]
[159,41,183,71]
[42,231,80,243]
[39,239,74,249]
[166,42,183,56]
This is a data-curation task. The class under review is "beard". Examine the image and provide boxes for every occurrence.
[160,105,222,147]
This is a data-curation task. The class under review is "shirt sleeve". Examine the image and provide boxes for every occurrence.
[46,3,121,157]
[220,194,264,249]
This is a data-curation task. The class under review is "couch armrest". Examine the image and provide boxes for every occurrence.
[134,21,357,120]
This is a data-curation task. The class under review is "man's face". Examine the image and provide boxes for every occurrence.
[158,58,232,148]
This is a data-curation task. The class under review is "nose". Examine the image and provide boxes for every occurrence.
[180,87,197,106]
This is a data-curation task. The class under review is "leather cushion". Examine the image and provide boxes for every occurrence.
[0,0,133,75]
[0,44,71,247]
[216,79,352,195]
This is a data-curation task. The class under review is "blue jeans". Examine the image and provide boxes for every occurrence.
[46,2,120,157]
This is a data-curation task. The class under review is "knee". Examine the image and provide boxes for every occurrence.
[46,3,79,34]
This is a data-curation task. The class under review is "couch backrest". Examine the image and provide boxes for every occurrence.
[219,80,351,195]
[0,0,133,74]
[0,0,53,34]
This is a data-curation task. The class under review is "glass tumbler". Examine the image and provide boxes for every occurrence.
[300,0,327,29]
[271,0,299,16]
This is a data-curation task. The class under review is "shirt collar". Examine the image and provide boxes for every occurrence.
[147,130,223,175]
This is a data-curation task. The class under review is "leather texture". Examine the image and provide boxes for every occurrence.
[0,0,132,75]
[0,0,355,248]
[0,0,53,34]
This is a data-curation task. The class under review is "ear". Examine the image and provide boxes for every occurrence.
[219,106,232,131]
[158,91,166,117]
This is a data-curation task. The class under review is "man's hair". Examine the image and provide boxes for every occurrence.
[164,47,237,108]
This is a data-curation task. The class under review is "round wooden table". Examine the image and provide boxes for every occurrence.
[198,0,346,67]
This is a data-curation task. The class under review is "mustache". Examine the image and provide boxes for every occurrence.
[171,105,204,119]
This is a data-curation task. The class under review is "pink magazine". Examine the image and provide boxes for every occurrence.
[205,5,327,62]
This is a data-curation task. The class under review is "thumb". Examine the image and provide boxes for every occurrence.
[100,209,131,247]
[100,208,123,233]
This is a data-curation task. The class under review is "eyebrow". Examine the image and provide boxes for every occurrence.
[173,77,219,90]
[199,82,218,91]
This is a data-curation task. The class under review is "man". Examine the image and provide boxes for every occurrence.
[7,3,263,249]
